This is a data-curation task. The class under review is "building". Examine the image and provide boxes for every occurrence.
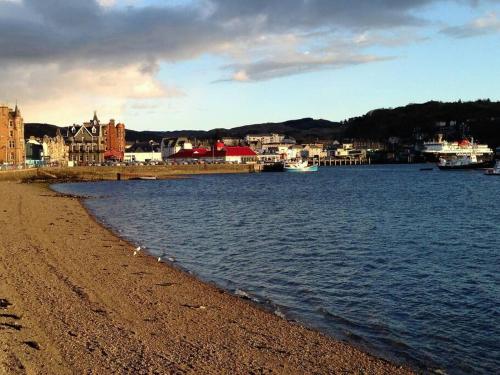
[245,133,286,145]
[160,137,192,160]
[169,141,257,164]
[66,112,125,164]
[42,129,69,165]
[25,138,43,166]
[300,144,325,159]
[0,104,25,165]
[125,141,162,163]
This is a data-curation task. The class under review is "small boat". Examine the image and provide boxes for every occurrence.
[284,160,318,172]
[130,176,157,180]
[485,161,500,175]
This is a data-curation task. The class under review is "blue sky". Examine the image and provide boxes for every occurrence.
[0,0,499,130]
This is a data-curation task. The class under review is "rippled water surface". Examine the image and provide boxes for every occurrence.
[54,165,500,374]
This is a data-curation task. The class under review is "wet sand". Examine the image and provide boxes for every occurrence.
[0,181,413,374]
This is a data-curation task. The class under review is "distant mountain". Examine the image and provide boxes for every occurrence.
[24,100,500,147]
[25,118,343,144]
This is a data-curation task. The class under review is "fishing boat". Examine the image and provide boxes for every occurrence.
[284,160,318,172]
[262,161,284,172]
[485,161,500,175]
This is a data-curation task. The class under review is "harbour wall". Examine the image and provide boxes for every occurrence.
[0,164,260,182]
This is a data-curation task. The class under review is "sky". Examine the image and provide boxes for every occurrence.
[0,0,499,131]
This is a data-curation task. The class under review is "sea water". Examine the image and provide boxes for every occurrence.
[53,165,500,374]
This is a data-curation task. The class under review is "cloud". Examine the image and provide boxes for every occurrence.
[220,51,393,82]
[441,12,500,38]
[0,0,493,124]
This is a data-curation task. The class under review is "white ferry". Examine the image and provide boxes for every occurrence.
[422,136,493,159]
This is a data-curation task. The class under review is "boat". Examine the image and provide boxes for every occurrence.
[485,161,500,175]
[130,176,158,180]
[422,135,493,161]
[284,160,318,172]
[437,154,494,170]
[262,161,284,172]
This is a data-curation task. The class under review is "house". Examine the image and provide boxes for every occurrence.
[25,138,43,166]
[66,112,125,164]
[42,129,69,165]
[300,144,325,159]
[169,141,257,164]
[160,137,192,160]
[124,141,162,163]
[287,145,303,160]
[245,133,285,145]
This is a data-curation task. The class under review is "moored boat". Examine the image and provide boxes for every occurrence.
[437,155,494,170]
[485,161,500,175]
[262,161,284,172]
[284,160,318,172]
[422,136,493,162]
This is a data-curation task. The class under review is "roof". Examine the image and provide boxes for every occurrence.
[224,146,257,156]
[169,146,256,159]
[127,142,161,153]
[169,148,209,158]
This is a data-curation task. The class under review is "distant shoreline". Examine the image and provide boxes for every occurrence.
[0,180,413,374]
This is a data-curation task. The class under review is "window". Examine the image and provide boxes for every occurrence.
[9,120,13,128]
[9,130,13,137]
[92,126,96,134]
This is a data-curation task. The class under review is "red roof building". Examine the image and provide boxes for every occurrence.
[169,142,257,163]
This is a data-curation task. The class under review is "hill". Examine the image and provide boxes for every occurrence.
[24,100,500,147]
[26,118,343,144]
[344,100,500,147]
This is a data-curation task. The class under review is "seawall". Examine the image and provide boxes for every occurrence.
[0,164,259,182]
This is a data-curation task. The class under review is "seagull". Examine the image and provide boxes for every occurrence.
[133,250,138,256]
[168,257,175,263]
[136,246,141,252]
[157,257,162,262]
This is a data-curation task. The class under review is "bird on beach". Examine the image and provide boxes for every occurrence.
[133,250,138,256]
[136,246,141,252]
[157,256,162,262]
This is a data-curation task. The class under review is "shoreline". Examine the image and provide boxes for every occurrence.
[0,181,413,374]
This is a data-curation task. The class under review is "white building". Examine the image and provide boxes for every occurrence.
[160,137,192,160]
[245,133,286,145]
[124,141,162,163]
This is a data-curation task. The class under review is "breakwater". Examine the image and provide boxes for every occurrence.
[0,164,259,182]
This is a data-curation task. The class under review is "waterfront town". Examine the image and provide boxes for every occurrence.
[2,103,499,171]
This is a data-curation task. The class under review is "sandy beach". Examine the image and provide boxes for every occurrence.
[0,181,413,374]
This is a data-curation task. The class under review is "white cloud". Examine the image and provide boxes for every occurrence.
[441,12,500,38]
[0,63,180,124]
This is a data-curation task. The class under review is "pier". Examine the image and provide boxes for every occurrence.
[309,157,371,166]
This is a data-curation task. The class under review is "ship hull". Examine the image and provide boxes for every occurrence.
[438,160,494,170]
